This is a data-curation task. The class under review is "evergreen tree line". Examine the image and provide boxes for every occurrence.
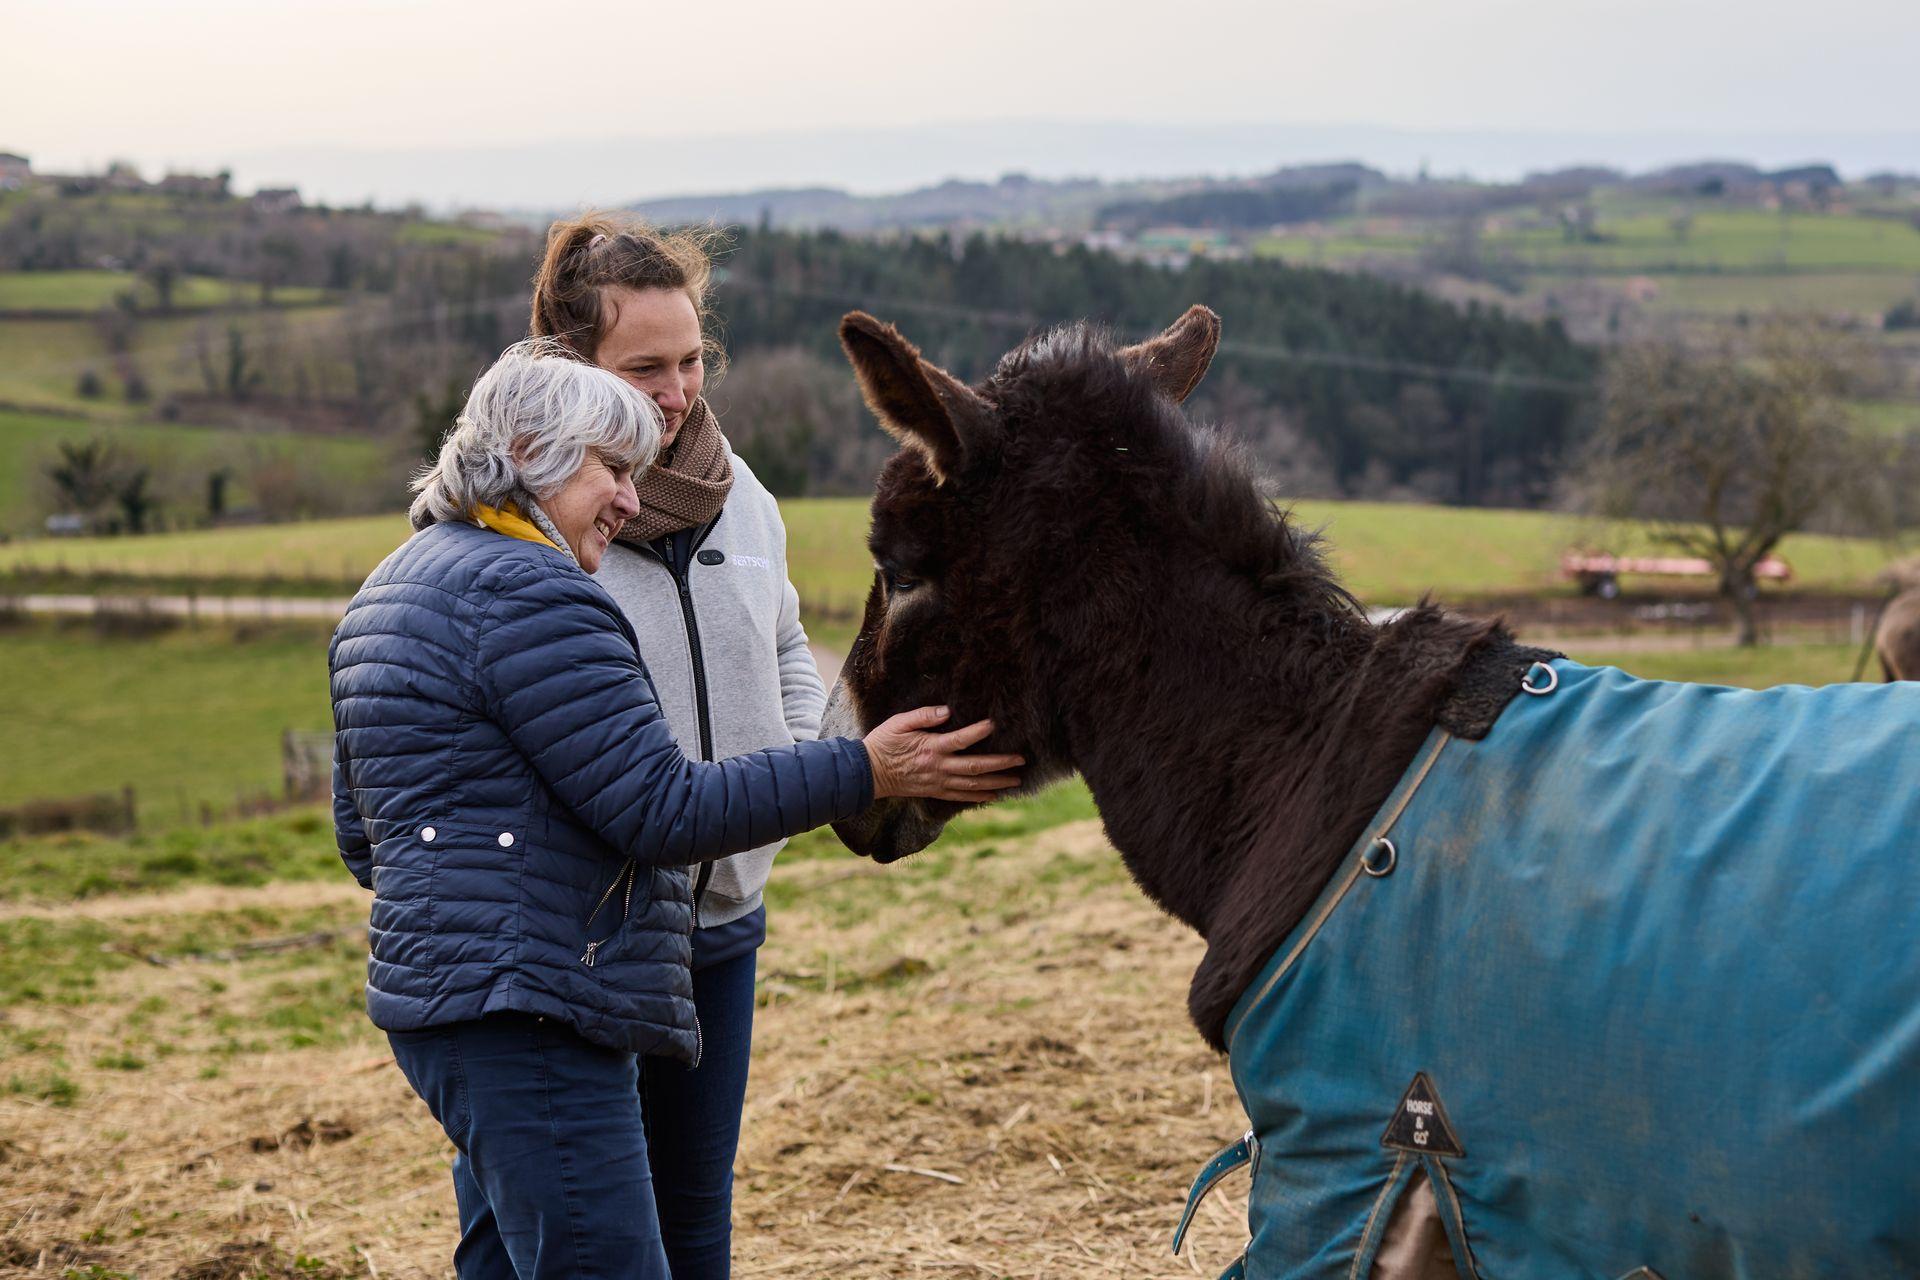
[1095,182,1359,232]
[708,230,1598,507]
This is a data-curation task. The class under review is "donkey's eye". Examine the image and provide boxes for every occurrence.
[882,568,921,596]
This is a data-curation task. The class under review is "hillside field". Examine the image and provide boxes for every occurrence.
[0,592,1876,819]
[0,270,329,314]
[0,306,352,417]
[0,408,402,536]
[1,494,1902,815]
[2,497,1904,605]
[1258,206,1920,277]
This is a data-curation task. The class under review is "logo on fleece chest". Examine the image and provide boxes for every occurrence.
[695,548,772,571]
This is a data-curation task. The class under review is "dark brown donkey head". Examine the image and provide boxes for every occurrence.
[822,305,1253,861]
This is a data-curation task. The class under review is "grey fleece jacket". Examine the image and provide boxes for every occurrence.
[593,450,828,928]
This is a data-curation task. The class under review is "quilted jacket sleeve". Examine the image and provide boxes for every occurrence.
[475,561,873,866]
[332,733,373,889]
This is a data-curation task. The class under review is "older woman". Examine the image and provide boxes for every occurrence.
[329,339,1020,1280]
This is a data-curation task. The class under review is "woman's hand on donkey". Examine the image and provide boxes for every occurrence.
[863,707,1025,803]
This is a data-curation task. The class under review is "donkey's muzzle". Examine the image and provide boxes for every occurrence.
[830,797,949,863]
[820,678,958,862]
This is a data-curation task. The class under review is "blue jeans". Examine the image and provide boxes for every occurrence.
[642,937,759,1280]
[388,1014,670,1280]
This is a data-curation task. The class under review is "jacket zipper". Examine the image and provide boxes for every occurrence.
[638,519,724,1071]
[639,515,723,926]
[580,859,637,967]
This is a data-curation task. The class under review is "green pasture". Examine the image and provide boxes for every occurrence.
[0,408,403,536]
[1562,641,1863,689]
[0,508,411,580]
[1626,272,1920,317]
[1852,399,1920,437]
[0,619,1876,886]
[1492,209,1920,275]
[1257,207,1920,278]
[0,270,328,314]
[1286,500,1899,602]
[0,497,1905,603]
[0,304,351,414]
[0,621,334,817]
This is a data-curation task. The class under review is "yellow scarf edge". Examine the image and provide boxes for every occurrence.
[471,500,561,552]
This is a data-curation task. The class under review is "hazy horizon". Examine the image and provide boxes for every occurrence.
[8,119,1916,215]
[7,0,1918,210]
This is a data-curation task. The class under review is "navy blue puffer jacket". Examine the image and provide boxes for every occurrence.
[329,520,873,1061]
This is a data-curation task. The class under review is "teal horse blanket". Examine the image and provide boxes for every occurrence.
[1205,661,1920,1279]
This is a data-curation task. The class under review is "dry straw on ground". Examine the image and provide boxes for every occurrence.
[1,819,1252,1278]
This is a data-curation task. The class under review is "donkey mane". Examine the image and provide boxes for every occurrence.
[990,322,1364,612]
[837,310,1549,1049]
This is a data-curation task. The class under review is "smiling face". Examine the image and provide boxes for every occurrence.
[542,451,639,573]
[594,286,706,449]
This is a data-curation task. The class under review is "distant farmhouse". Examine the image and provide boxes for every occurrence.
[250,187,302,214]
[21,160,237,200]
[157,170,230,199]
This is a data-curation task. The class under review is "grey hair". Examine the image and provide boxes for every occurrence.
[409,336,661,529]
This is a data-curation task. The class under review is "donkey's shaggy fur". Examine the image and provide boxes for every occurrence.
[825,308,1550,1046]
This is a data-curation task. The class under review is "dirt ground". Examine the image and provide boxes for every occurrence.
[0,821,1254,1279]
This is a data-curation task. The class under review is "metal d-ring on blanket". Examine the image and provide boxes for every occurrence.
[1361,837,1397,877]
[1520,661,1558,696]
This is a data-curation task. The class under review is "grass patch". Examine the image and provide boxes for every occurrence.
[0,508,411,578]
[0,270,326,314]
[1,497,1904,604]
[0,305,349,415]
[0,620,333,815]
[0,809,338,904]
[0,407,403,536]
[1258,207,1920,276]
[0,902,372,1138]
[1562,641,1865,689]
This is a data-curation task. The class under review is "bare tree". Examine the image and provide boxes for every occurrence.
[47,439,120,525]
[1583,319,1884,645]
[140,256,180,312]
[711,348,887,497]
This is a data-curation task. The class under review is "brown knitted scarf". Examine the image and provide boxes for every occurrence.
[617,396,734,543]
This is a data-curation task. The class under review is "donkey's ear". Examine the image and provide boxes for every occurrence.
[839,311,991,483]
[1119,305,1221,404]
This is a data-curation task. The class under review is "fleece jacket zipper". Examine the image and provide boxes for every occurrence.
[642,514,723,924]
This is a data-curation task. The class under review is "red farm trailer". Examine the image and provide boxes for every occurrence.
[1561,552,1794,599]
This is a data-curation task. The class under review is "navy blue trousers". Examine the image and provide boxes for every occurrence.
[388,1014,669,1279]
[388,935,761,1280]
[642,940,759,1280]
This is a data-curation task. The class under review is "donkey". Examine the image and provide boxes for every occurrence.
[1875,587,1920,680]
[819,308,1920,1280]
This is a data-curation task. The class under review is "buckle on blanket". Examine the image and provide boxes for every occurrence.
[1172,1129,1258,1255]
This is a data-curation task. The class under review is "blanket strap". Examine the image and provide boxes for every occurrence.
[1172,1129,1258,1255]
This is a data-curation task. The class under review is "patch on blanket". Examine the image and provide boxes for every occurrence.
[1380,1073,1464,1158]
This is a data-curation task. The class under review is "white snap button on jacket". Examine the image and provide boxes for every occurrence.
[421,827,437,843]
[498,832,514,848]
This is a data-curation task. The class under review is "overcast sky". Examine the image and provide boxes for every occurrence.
[7,0,1917,205]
